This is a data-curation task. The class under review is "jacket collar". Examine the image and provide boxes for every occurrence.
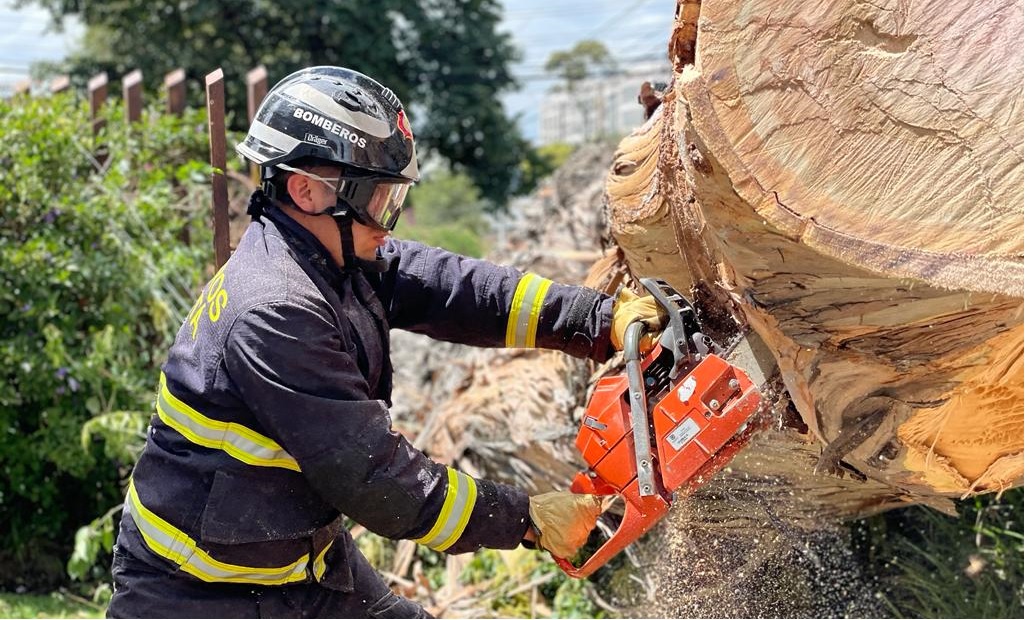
[262,204,347,291]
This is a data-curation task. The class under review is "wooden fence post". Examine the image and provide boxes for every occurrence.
[88,72,109,165]
[50,75,70,94]
[88,72,108,135]
[205,68,231,269]
[13,78,31,98]
[164,68,186,116]
[245,65,269,186]
[122,69,143,123]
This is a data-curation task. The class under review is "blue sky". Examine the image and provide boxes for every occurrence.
[0,0,678,140]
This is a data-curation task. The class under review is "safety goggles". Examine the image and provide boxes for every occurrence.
[277,163,411,231]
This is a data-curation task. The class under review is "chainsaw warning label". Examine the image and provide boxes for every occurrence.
[666,417,701,451]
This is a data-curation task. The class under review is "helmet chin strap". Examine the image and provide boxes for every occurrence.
[333,211,359,273]
[331,200,388,274]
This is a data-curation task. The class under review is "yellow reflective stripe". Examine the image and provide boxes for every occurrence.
[505,275,534,347]
[413,468,478,552]
[435,474,477,552]
[413,469,459,548]
[313,538,332,580]
[524,278,552,348]
[505,273,553,348]
[156,372,300,472]
[126,479,327,585]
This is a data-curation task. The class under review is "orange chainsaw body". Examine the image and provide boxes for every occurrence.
[554,280,764,579]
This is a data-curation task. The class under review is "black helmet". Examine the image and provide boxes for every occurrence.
[237,66,418,231]
[237,66,419,181]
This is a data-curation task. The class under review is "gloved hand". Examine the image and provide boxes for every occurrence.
[610,286,668,354]
[528,491,605,559]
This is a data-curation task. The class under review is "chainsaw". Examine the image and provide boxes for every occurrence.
[554,278,776,578]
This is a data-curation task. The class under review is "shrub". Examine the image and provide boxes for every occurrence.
[0,92,212,588]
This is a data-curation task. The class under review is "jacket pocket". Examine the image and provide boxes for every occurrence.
[200,467,337,545]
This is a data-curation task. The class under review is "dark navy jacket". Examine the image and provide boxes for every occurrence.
[115,202,614,589]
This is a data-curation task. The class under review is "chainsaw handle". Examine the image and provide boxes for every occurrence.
[639,277,710,375]
[639,278,689,368]
[552,490,670,579]
[623,322,657,497]
[622,318,645,362]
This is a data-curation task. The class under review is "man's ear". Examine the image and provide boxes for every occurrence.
[286,173,316,213]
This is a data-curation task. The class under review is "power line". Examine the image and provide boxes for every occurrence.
[502,2,614,19]
[582,0,658,41]
[513,51,669,72]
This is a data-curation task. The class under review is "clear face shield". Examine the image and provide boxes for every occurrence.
[276,163,412,232]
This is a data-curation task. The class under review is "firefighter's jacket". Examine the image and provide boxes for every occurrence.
[115,202,614,589]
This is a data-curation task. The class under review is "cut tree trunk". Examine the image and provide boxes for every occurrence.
[609,0,1023,507]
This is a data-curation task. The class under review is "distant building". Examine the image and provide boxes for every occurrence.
[538,61,671,145]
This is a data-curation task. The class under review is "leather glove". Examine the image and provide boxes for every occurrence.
[610,286,668,354]
[528,491,605,559]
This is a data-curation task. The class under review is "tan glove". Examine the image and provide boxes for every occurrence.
[528,492,605,559]
[610,286,668,354]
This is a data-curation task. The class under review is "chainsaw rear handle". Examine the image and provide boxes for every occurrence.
[555,322,664,579]
[552,488,670,579]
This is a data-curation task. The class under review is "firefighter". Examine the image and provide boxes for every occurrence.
[106,66,666,618]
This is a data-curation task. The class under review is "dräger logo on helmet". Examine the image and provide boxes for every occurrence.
[292,107,368,148]
[304,133,329,146]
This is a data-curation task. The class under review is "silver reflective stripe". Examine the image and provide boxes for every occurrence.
[125,479,328,584]
[283,83,391,138]
[414,468,478,552]
[505,273,553,348]
[156,373,300,472]
[247,119,302,156]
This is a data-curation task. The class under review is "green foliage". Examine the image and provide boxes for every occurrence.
[854,489,1024,619]
[535,143,577,172]
[24,0,532,204]
[517,142,578,192]
[0,92,212,588]
[394,169,489,257]
[0,591,102,619]
[79,411,148,465]
[66,505,121,583]
[461,548,606,618]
